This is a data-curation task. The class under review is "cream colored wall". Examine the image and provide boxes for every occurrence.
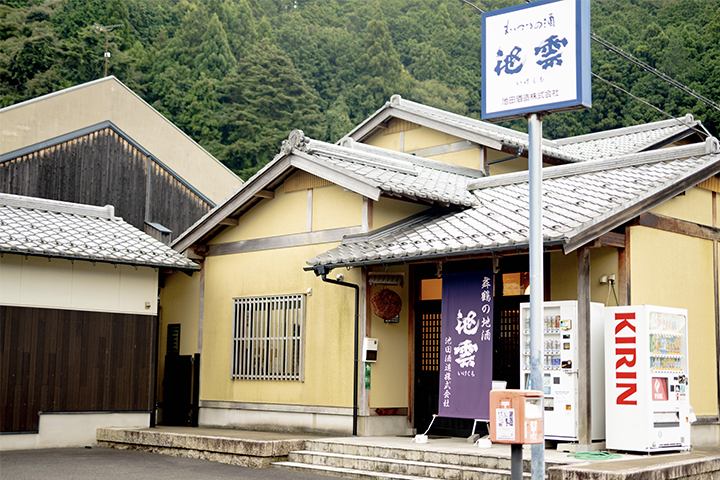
[364,127,483,171]
[313,185,363,231]
[199,247,358,407]
[629,226,718,417]
[367,267,410,409]
[548,247,619,305]
[365,130,401,151]
[426,149,483,171]
[209,185,363,246]
[209,188,308,245]
[0,254,157,315]
[404,127,461,152]
[0,77,241,204]
[650,187,712,226]
[373,196,429,230]
[175,175,375,409]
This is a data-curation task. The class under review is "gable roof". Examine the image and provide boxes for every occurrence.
[0,76,241,204]
[0,120,215,208]
[0,193,199,271]
[306,137,720,270]
[346,95,708,164]
[554,114,707,161]
[172,131,484,253]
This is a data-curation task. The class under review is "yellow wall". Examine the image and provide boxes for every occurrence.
[426,149,483,171]
[365,130,401,151]
[372,196,429,230]
[364,126,483,171]
[162,176,387,409]
[548,247,619,305]
[0,77,241,204]
[199,246,358,407]
[404,127,461,152]
[629,226,718,416]
[0,254,158,315]
[367,266,410,409]
[209,184,363,245]
[313,185,363,231]
[650,187,712,226]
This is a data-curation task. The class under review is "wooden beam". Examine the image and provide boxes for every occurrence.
[618,228,631,306]
[254,190,275,199]
[577,246,592,446]
[598,232,626,249]
[633,212,720,242]
[218,218,239,226]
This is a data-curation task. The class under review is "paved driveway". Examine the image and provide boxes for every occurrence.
[0,447,330,480]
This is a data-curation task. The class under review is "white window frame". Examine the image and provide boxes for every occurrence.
[231,294,306,381]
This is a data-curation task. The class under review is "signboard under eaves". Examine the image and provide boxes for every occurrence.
[481,0,591,122]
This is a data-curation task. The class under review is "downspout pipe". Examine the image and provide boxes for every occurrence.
[316,265,360,436]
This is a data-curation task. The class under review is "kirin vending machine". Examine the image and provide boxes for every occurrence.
[605,305,691,452]
[519,300,606,441]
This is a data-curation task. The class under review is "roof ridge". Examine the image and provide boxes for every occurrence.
[468,138,720,190]
[391,95,563,149]
[554,114,697,145]
[0,193,116,219]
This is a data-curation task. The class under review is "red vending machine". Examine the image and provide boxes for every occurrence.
[605,305,691,452]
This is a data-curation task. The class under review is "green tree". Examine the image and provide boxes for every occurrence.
[195,13,234,79]
[218,39,323,179]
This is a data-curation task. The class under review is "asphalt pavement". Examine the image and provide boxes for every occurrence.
[0,447,331,480]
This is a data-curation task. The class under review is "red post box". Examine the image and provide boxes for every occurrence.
[489,389,544,444]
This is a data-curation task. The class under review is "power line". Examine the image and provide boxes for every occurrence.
[591,72,710,139]
[590,32,720,113]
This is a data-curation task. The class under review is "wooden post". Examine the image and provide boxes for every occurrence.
[577,245,592,447]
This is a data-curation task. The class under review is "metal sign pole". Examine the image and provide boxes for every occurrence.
[528,113,545,480]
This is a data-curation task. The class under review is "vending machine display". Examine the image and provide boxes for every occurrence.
[605,305,691,452]
[519,301,605,441]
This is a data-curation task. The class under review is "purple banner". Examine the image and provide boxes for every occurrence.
[438,271,494,420]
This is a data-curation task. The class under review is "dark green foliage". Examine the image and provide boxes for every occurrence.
[1,0,719,180]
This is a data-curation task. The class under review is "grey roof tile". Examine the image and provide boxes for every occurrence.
[307,143,720,268]
[347,96,707,163]
[0,193,199,270]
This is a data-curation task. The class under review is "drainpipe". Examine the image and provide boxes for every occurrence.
[317,265,360,436]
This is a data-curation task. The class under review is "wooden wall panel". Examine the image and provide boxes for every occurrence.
[0,306,156,433]
[0,127,212,237]
[148,162,211,240]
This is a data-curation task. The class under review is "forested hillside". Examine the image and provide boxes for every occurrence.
[2,0,719,180]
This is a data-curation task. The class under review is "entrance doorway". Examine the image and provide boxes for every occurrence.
[412,260,533,436]
[414,299,474,437]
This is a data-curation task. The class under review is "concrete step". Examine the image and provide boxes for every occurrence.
[273,449,529,480]
[303,439,547,471]
[273,459,528,480]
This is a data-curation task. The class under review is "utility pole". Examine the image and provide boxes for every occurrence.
[93,24,124,77]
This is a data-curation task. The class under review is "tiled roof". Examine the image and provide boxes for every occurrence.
[346,95,706,163]
[172,131,483,252]
[554,114,703,161]
[306,140,720,268]
[0,193,199,270]
[308,138,481,207]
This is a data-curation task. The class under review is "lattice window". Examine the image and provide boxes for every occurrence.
[231,294,306,381]
[420,312,442,372]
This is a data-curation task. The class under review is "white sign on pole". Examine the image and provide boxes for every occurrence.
[481,0,591,121]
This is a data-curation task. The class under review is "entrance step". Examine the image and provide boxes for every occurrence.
[272,439,565,480]
[273,450,525,479]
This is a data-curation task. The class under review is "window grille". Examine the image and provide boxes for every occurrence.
[231,294,305,381]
